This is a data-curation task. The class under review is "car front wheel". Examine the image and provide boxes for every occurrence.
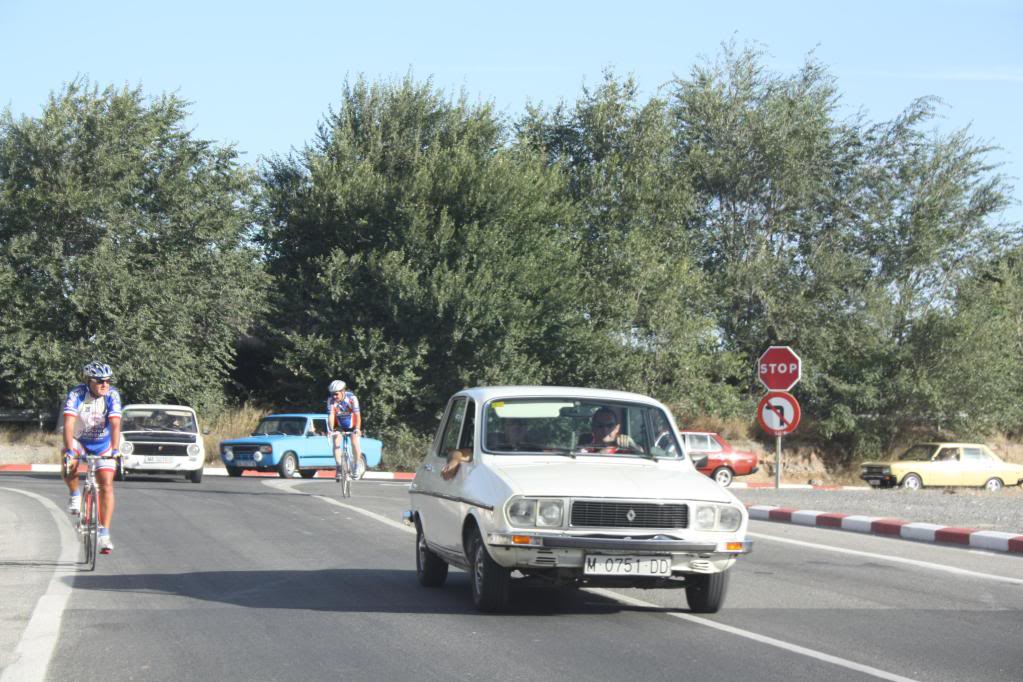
[901,473,923,491]
[188,467,203,484]
[226,467,243,477]
[416,521,449,587]
[469,529,509,612]
[277,453,298,478]
[985,477,1004,492]
[685,571,729,613]
[712,466,734,487]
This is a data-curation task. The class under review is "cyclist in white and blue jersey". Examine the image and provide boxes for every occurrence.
[327,379,365,479]
[62,361,123,554]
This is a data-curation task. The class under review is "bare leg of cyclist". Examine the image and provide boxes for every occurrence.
[62,455,82,514]
[332,433,344,480]
[351,432,366,478]
[96,468,116,553]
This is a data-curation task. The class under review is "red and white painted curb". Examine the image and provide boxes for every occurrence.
[0,463,415,480]
[748,504,1023,554]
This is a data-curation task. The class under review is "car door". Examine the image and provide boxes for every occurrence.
[928,447,961,485]
[959,447,994,486]
[685,433,718,471]
[303,418,330,467]
[415,396,475,556]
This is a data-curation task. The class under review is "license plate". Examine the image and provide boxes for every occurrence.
[584,555,672,576]
[233,460,255,466]
[144,456,172,463]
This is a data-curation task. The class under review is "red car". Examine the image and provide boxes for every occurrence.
[681,431,759,487]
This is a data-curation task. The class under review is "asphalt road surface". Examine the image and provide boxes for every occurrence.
[2,473,1021,682]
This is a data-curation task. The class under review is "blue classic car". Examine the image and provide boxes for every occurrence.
[219,413,383,478]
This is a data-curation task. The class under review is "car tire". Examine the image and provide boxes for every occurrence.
[226,467,243,477]
[468,528,509,612]
[984,477,1004,492]
[416,520,449,587]
[188,467,203,484]
[901,473,923,491]
[277,452,298,478]
[685,570,729,613]
[298,470,317,479]
[712,466,734,487]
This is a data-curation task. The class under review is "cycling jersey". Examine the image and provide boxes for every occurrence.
[327,391,360,431]
[63,384,123,450]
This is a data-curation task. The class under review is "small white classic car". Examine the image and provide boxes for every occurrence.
[117,404,206,483]
[406,386,752,613]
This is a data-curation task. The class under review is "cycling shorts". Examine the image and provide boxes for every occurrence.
[68,438,118,472]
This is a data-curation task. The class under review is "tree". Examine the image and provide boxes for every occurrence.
[0,81,267,413]
[257,75,582,434]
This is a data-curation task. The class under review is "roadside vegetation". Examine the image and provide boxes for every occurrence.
[2,43,1021,474]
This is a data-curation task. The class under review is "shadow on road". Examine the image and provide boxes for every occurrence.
[66,568,683,616]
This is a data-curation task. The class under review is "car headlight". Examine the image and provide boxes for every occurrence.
[187,443,201,457]
[536,499,564,527]
[253,451,264,462]
[692,504,744,531]
[508,499,536,526]
[222,446,234,461]
[120,441,134,455]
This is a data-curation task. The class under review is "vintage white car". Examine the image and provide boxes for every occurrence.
[406,386,752,612]
[117,404,206,483]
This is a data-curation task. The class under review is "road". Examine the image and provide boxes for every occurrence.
[2,473,1021,682]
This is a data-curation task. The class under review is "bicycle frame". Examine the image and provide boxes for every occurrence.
[75,454,102,570]
[333,430,355,498]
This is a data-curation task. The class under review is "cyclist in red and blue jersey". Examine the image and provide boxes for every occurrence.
[62,361,123,554]
[327,379,365,479]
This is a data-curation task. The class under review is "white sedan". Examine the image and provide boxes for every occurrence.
[406,386,752,613]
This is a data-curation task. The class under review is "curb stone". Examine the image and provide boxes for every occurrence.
[747,504,1023,554]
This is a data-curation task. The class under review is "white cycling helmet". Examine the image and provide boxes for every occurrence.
[83,361,113,380]
[328,380,347,393]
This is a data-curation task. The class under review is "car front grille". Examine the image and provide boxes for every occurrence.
[570,501,688,529]
[129,442,190,457]
[227,445,263,457]
[862,466,888,475]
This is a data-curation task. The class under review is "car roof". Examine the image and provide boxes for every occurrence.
[264,413,327,419]
[912,442,990,448]
[122,404,197,414]
[452,385,667,407]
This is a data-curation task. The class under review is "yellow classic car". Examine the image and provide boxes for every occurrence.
[860,442,1023,492]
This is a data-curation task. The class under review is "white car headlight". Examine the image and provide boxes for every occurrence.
[223,446,234,461]
[120,441,134,455]
[253,451,264,462]
[718,505,742,531]
[187,443,201,457]
[508,499,536,526]
[536,500,564,527]
[694,505,717,530]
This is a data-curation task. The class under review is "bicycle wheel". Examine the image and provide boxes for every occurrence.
[341,444,352,498]
[82,486,98,570]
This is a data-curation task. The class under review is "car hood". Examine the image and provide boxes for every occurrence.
[487,457,737,503]
[220,435,281,446]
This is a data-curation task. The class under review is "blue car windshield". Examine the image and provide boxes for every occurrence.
[253,418,307,436]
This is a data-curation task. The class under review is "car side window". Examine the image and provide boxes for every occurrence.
[311,419,328,436]
[962,447,985,461]
[687,434,710,452]
[938,447,961,461]
[438,397,467,457]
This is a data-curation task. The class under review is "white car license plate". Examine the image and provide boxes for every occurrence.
[584,555,672,576]
[144,456,172,464]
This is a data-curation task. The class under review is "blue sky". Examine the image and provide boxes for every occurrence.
[3,0,1021,222]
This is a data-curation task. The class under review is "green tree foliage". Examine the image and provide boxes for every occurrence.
[0,81,267,413]
[257,76,583,434]
[517,71,745,418]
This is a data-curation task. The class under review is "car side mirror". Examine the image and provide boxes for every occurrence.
[692,454,708,468]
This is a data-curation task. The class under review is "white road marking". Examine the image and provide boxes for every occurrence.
[0,488,79,682]
[586,588,921,682]
[267,479,415,534]
[748,530,1023,585]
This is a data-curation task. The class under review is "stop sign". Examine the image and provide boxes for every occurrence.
[758,346,801,391]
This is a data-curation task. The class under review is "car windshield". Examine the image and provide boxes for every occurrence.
[482,398,683,459]
[122,408,197,433]
[253,417,307,436]
[898,444,938,462]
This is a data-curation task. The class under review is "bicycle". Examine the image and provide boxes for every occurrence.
[332,430,355,498]
[66,453,103,570]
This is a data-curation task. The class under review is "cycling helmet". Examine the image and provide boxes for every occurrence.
[328,380,347,393]
[82,361,113,380]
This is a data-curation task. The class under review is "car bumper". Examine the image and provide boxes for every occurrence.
[123,454,203,472]
[483,531,751,575]
[861,474,897,487]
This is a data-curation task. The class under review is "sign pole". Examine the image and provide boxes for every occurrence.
[775,435,782,488]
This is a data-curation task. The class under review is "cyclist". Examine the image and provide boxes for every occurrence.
[61,361,123,554]
[326,379,365,480]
